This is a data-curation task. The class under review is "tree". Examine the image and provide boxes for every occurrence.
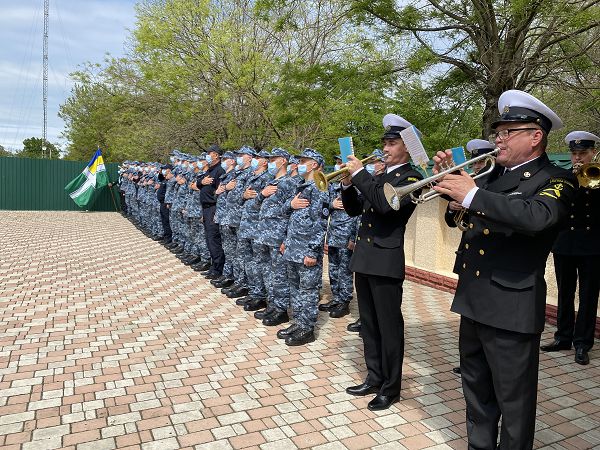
[351,0,600,136]
[16,137,60,159]
[0,144,13,157]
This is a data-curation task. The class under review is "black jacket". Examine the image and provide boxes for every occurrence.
[341,164,423,279]
[196,163,225,206]
[552,186,600,255]
[449,153,577,334]
[156,181,167,203]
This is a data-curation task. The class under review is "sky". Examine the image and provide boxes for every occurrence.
[0,0,138,153]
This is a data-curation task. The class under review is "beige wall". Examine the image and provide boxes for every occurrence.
[403,196,561,306]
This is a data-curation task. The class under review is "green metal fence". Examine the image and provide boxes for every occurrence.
[0,157,121,211]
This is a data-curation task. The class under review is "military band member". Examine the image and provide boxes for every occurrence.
[341,114,423,411]
[433,90,577,449]
[445,139,496,229]
[541,131,600,365]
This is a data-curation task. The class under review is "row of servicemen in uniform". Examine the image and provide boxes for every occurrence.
[117,146,386,346]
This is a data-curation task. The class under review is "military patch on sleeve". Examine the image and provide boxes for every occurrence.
[539,182,565,199]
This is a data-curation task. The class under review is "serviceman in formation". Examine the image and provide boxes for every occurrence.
[122,146,360,348]
[222,146,259,299]
[319,154,358,319]
[211,151,239,287]
[252,150,302,326]
[278,149,330,346]
[541,131,600,365]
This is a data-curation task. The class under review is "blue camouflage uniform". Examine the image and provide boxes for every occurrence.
[282,149,330,331]
[214,151,239,280]
[237,150,274,298]
[254,149,302,312]
[224,147,257,287]
[327,182,359,306]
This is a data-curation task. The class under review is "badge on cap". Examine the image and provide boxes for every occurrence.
[523,171,531,178]
[503,105,510,114]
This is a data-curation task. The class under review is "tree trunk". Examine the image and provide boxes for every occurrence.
[482,91,501,139]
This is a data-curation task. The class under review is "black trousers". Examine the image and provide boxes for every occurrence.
[119,191,126,213]
[160,203,172,241]
[460,318,540,450]
[202,204,225,274]
[354,272,404,396]
[554,253,600,350]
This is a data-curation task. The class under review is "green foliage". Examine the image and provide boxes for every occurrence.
[59,0,599,165]
[17,137,60,159]
[0,144,13,157]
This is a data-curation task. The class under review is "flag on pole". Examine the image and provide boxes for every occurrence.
[64,149,109,207]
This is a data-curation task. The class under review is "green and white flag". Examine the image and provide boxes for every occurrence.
[64,149,109,207]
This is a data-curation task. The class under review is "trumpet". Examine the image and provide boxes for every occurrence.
[573,151,600,189]
[314,154,379,191]
[384,149,499,210]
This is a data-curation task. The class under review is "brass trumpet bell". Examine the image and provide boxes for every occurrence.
[314,154,379,191]
[575,151,600,189]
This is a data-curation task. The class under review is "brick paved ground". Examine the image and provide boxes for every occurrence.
[0,211,599,450]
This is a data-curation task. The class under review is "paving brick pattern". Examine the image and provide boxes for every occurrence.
[0,211,599,450]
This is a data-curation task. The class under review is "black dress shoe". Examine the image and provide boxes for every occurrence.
[329,303,350,318]
[227,287,249,298]
[211,276,227,285]
[244,298,267,311]
[277,324,299,339]
[184,256,203,266]
[236,296,251,306]
[345,383,380,396]
[255,305,277,320]
[367,394,399,411]
[263,310,289,326]
[347,319,361,332]
[213,278,234,288]
[195,261,212,272]
[285,327,315,346]
[204,272,221,280]
[452,367,461,375]
[575,347,590,365]
[540,339,572,352]
[318,300,336,312]
[222,284,238,295]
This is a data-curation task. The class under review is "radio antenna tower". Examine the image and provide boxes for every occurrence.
[43,0,49,158]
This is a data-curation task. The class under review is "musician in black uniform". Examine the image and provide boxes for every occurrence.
[541,131,600,365]
[340,113,423,411]
[433,90,577,449]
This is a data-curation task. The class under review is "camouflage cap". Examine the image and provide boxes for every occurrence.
[270,148,290,159]
[298,148,324,167]
[222,151,236,160]
[238,146,257,156]
[257,149,271,158]
[371,149,385,161]
[289,155,300,165]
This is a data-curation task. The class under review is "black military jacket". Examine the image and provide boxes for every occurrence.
[341,164,423,279]
[552,186,600,255]
[450,153,577,334]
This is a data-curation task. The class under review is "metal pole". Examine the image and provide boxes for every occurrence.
[43,0,49,158]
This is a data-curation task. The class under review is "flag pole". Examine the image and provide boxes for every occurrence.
[100,146,119,213]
